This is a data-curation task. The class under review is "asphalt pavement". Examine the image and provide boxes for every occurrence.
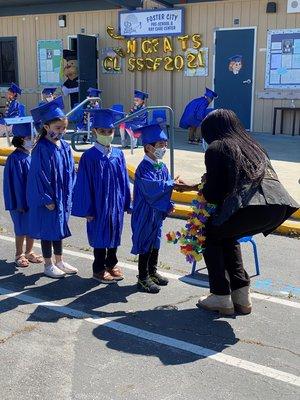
[0,162,299,400]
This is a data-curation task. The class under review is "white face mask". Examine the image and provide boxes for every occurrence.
[23,139,34,150]
[202,139,209,152]
[153,146,167,160]
[96,133,114,146]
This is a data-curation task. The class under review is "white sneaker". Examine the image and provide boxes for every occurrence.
[44,264,66,279]
[56,261,78,275]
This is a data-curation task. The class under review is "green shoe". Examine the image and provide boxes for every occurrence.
[150,272,169,286]
[137,277,160,293]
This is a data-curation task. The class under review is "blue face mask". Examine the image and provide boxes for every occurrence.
[48,131,63,141]
[202,139,209,152]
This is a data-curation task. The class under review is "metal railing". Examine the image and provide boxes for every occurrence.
[66,96,102,141]
[70,105,175,178]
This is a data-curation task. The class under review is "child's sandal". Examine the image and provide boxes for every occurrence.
[25,252,43,263]
[15,254,30,268]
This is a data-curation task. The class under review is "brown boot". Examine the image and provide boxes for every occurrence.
[231,286,252,315]
[196,294,234,315]
[107,266,124,281]
[93,270,117,284]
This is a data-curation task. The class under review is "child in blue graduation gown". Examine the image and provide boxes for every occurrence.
[72,108,131,284]
[28,97,78,279]
[131,124,176,294]
[3,120,43,268]
[0,83,23,135]
[119,89,148,149]
[77,87,102,143]
[179,88,217,145]
[38,87,57,106]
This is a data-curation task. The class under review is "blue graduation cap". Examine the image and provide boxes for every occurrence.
[229,55,242,62]
[90,108,124,129]
[31,96,65,125]
[87,87,102,97]
[8,82,22,95]
[204,88,218,100]
[134,90,149,100]
[42,87,56,95]
[4,116,35,138]
[134,124,168,145]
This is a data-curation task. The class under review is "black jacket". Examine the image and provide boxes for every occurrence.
[202,140,299,228]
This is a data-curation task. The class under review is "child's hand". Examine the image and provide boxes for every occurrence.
[168,205,175,215]
[86,216,94,222]
[45,203,55,211]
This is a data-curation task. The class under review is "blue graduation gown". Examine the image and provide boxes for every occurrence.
[131,159,174,255]
[72,146,131,248]
[0,99,22,124]
[26,138,76,241]
[126,104,148,130]
[3,149,31,236]
[179,96,209,129]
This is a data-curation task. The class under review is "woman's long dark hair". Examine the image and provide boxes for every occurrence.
[201,109,267,186]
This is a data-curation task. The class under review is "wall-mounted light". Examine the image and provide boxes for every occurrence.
[58,15,66,28]
[266,2,277,13]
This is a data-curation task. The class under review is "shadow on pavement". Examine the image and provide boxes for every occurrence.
[92,308,238,365]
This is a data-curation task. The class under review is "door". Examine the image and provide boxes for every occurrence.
[77,34,98,102]
[214,28,256,130]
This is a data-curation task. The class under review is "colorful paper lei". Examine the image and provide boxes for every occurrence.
[166,182,217,264]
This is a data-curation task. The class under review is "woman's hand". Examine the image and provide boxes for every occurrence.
[174,183,199,192]
[201,173,207,183]
[86,216,94,222]
[45,203,55,211]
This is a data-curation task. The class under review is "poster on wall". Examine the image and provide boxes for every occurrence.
[119,8,184,37]
[184,47,208,77]
[101,48,124,74]
[37,40,63,85]
[265,29,300,89]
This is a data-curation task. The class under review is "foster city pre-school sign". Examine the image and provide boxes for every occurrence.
[119,8,184,37]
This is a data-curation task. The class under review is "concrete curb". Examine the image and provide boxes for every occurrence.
[1,148,299,235]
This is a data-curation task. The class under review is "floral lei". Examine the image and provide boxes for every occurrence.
[166,181,217,264]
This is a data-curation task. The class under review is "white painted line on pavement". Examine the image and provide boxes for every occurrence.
[0,234,299,309]
[0,286,299,388]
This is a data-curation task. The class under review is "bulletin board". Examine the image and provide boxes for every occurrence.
[265,29,300,89]
[37,40,63,85]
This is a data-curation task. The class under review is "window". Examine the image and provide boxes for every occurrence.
[0,37,18,86]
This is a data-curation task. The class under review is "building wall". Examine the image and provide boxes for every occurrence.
[0,0,299,132]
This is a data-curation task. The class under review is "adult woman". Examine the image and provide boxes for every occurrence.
[178,109,298,315]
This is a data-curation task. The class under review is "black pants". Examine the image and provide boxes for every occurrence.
[204,205,288,295]
[41,240,63,259]
[93,248,118,274]
[138,248,159,280]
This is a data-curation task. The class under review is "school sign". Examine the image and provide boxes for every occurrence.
[119,8,184,37]
[103,8,206,74]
